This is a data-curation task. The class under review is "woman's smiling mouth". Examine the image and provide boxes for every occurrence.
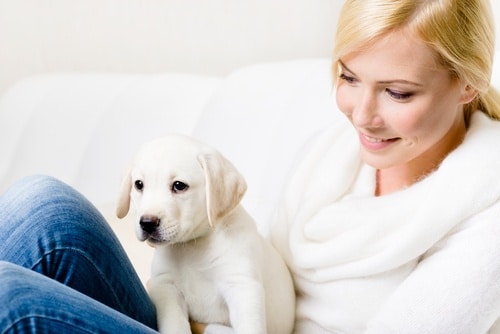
[359,132,400,150]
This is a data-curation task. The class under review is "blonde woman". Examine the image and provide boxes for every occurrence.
[271,0,500,333]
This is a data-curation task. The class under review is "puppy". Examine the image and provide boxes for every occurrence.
[116,134,295,334]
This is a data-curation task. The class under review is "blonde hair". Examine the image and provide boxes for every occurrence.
[333,0,500,122]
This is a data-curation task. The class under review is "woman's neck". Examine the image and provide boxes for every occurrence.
[375,118,467,196]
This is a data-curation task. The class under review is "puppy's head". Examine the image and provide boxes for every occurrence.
[116,134,247,245]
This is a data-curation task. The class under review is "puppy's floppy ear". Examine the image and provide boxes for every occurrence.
[116,166,132,219]
[198,152,247,227]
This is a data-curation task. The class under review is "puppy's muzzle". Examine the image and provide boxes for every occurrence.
[140,215,160,234]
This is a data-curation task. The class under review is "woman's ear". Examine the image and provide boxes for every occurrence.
[198,152,247,227]
[460,84,479,105]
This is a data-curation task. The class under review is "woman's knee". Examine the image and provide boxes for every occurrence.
[1,174,105,229]
[0,175,114,265]
[1,175,81,208]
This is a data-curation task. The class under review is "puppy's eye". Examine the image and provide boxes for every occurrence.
[172,181,188,193]
[134,180,144,191]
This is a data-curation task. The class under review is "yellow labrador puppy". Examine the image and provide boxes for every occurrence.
[116,134,295,334]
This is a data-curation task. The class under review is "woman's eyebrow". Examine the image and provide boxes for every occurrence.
[338,60,353,74]
[338,59,423,87]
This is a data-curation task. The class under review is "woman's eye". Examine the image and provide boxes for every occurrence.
[134,180,144,191]
[339,73,357,84]
[387,89,412,100]
[172,181,189,193]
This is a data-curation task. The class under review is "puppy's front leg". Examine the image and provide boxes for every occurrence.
[221,278,267,334]
[148,275,191,334]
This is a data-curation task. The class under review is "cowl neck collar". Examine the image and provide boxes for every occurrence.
[273,112,500,281]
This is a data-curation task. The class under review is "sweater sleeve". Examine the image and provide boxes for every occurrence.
[365,200,500,334]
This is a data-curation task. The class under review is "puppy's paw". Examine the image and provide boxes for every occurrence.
[158,318,191,334]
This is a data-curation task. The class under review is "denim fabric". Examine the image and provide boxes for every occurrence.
[0,175,158,333]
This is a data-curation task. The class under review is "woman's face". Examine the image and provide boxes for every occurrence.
[336,30,472,175]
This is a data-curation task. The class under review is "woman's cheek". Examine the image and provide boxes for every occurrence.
[335,85,352,117]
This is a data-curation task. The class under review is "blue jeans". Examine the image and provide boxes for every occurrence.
[0,175,158,333]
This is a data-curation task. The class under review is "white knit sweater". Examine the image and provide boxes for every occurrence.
[271,112,500,333]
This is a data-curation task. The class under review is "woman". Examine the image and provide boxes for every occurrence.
[1,0,499,333]
[271,0,500,333]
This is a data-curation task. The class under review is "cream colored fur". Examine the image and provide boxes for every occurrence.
[116,134,295,334]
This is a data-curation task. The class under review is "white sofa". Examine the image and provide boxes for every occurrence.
[1,1,499,284]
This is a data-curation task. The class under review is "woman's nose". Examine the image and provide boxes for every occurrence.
[351,90,383,128]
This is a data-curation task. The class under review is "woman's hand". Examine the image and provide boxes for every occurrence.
[190,321,207,334]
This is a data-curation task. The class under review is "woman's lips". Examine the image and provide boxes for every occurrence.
[359,132,399,150]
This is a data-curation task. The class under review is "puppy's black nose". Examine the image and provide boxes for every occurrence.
[140,215,160,234]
